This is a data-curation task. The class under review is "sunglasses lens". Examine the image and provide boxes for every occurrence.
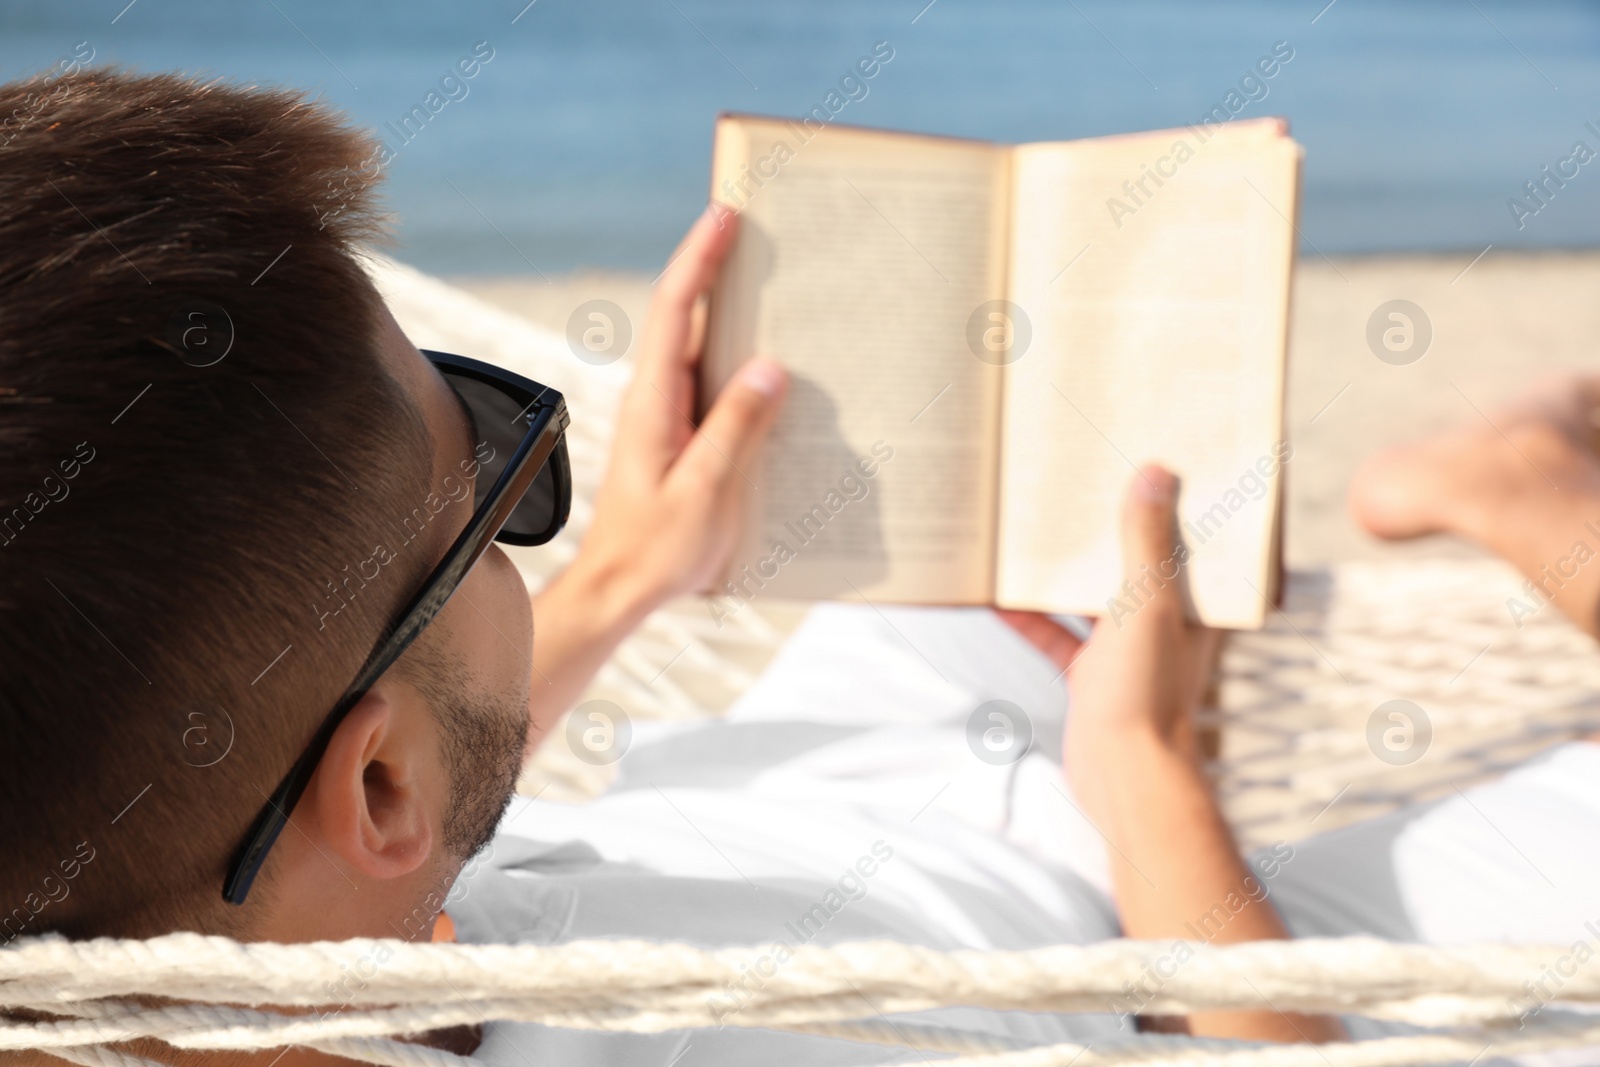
[444,371,558,540]
[504,452,558,539]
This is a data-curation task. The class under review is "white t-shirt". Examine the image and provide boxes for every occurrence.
[447,604,1600,1066]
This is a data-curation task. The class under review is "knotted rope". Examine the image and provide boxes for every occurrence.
[4,932,1597,1067]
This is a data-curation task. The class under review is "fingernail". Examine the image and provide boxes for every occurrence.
[1137,466,1176,503]
[739,357,787,398]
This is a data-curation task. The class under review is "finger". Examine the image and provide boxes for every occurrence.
[994,609,1085,671]
[640,204,738,384]
[676,356,787,490]
[1119,464,1184,615]
[624,205,739,456]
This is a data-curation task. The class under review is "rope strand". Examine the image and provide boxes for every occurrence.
[2,933,1593,1067]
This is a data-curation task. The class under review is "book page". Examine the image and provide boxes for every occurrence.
[704,115,1010,604]
[996,120,1298,628]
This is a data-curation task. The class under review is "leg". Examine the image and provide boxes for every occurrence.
[1350,373,1600,640]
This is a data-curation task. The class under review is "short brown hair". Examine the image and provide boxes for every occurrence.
[0,69,434,938]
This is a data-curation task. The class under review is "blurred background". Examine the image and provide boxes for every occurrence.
[9,1,1600,812]
[6,0,1600,568]
[3,0,1597,274]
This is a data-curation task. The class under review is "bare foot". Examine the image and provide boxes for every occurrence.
[1349,373,1600,545]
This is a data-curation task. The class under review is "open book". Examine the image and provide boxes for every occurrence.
[701,114,1301,629]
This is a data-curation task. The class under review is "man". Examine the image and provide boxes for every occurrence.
[5,70,1600,1067]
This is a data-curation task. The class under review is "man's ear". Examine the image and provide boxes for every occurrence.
[310,690,435,882]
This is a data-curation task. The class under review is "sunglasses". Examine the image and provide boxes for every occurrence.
[222,350,572,906]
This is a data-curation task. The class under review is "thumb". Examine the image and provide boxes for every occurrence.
[1119,465,1183,606]
[681,356,788,486]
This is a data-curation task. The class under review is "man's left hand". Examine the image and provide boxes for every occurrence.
[574,205,788,614]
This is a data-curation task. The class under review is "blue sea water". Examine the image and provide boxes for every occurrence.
[3,0,1599,274]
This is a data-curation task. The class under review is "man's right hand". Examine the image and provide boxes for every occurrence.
[998,464,1220,773]
[1005,466,1341,1046]
[1059,465,1221,769]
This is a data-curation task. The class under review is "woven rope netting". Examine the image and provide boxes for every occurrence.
[15,569,1597,1067]
[7,932,1600,1067]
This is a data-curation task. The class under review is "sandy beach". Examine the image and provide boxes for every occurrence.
[458,251,1600,569]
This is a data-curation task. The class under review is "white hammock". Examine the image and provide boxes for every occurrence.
[4,931,1596,1067]
[16,262,1559,1067]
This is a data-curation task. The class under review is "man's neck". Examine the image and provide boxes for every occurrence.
[14,1021,481,1067]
